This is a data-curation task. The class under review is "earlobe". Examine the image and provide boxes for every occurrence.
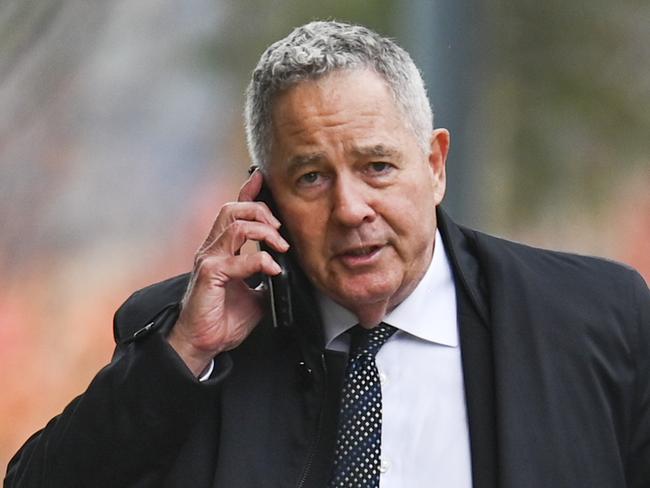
[429,129,449,203]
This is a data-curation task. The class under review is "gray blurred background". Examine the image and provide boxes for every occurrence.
[1,0,648,472]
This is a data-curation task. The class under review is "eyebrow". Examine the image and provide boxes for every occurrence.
[284,144,403,174]
[285,152,328,174]
[351,144,402,160]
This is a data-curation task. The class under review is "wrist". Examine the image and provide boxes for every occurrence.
[167,326,217,377]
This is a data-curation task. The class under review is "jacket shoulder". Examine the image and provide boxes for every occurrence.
[475,229,636,274]
[112,273,191,343]
[469,228,647,303]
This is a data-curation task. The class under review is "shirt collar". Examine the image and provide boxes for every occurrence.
[318,229,458,349]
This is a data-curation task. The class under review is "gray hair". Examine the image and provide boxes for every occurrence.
[244,20,434,169]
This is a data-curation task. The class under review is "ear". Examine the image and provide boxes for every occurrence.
[428,128,450,205]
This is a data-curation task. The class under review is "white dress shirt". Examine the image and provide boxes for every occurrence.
[319,230,473,488]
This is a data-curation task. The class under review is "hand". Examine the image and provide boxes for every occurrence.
[167,170,289,376]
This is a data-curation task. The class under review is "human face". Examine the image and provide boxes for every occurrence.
[266,69,449,326]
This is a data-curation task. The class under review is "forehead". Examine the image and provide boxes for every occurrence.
[268,70,416,164]
[271,69,396,121]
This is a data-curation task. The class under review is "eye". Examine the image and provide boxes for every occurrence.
[367,162,393,174]
[296,171,322,186]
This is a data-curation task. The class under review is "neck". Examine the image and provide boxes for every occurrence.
[353,303,390,329]
[348,270,426,329]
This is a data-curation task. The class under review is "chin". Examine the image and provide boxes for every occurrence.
[331,277,398,310]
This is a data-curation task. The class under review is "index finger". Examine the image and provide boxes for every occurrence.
[238,168,264,202]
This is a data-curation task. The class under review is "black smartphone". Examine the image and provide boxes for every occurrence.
[254,171,294,329]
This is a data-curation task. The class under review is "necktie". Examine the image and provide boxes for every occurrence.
[330,323,397,488]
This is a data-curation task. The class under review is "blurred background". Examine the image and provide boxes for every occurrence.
[1,0,648,473]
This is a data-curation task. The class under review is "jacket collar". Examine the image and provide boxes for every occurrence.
[436,206,490,328]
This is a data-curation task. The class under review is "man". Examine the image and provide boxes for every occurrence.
[5,20,649,488]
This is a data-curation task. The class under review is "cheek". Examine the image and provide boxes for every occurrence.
[284,212,328,269]
[381,194,437,251]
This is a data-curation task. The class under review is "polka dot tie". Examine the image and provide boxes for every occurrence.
[330,323,397,488]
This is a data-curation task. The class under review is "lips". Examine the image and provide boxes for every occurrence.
[343,245,381,257]
[335,244,385,268]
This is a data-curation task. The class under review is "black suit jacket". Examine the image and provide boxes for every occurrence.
[6,209,650,487]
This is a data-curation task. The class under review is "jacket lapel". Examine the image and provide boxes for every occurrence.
[438,207,497,488]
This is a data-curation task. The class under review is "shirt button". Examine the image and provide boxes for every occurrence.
[380,458,390,473]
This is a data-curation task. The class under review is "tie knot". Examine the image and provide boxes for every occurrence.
[350,323,397,358]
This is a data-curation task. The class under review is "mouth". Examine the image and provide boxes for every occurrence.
[335,244,384,268]
[341,245,382,257]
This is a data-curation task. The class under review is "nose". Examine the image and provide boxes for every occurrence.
[330,175,376,227]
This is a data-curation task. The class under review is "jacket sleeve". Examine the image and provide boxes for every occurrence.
[4,302,232,487]
[628,270,650,488]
